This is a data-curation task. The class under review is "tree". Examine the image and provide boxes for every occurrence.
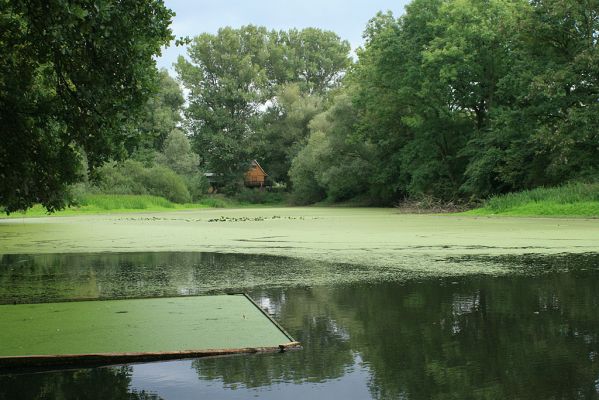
[350,0,535,201]
[0,0,174,213]
[462,0,599,196]
[521,0,599,183]
[156,129,199,176]
[176,25,269,188]
[351,5,470,202]
[275,28,351,94]
[176,26,351,189]
[255,84,324,186]
[289,90,373,204]
[135,70,185,153]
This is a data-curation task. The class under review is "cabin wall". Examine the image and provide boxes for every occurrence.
[244,166,266,187]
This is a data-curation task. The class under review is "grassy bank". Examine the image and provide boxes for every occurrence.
[1,191,290,218]
[464,183,599,217]
[2,194,239,218]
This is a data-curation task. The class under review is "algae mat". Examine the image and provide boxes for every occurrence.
[1,208,598,270]
[0,294,298,368]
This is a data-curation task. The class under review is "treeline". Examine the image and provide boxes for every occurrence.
[84,26,352,203]
[343,0,599,204]
[5,0,595,212]
[161,0,597,205]
[84,71,209,204]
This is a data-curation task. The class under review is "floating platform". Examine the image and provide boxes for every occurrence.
[0,294,299,370]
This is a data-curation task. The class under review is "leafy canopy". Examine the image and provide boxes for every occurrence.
[0,0,175,213]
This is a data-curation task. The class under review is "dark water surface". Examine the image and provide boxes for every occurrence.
[1,252,599,399]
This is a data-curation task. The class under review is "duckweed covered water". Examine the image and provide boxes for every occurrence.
[1,209,599,399]
[0,295,293,362]
[1,209,598,266]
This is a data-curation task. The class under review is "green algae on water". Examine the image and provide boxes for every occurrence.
[1,208,598,267]
[0,295,295,365]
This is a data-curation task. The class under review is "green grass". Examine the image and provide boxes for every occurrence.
[4,194,216,217]
[464,183,599,217]
[2,193,289,218]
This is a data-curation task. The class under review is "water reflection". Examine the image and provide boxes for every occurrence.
[0,367,161,400]
[0,252,384,304]
[1,253,599,399]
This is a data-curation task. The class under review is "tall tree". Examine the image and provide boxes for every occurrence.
[255,84,324,186]
[276,28,351,94]
[523,0,599,182]
[289,89,373,204]
[352,4,473,202]
[462,0,599,196]
[135,70,185,153]
[0,0,174,212]
[176,26,270,188]
[351,0,533,202]
[176,26,350,188]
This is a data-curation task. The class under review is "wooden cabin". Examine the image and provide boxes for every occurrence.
[244,160,268,188]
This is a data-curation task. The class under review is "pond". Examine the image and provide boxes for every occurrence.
[1,251,599,399]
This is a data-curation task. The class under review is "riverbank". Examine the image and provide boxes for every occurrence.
[4,183,599,219]
[463,183,599,217]
[1,194,283,218]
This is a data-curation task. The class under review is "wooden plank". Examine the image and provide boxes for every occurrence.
[0,294,299,369]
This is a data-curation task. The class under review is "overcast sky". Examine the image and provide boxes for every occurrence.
[157,0,410,74]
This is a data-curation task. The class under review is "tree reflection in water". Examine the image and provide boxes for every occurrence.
[0,367,162,400]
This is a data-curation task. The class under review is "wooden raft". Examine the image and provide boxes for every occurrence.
[0,294,300,370]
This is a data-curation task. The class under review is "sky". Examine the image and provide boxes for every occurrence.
[157,0,410,74]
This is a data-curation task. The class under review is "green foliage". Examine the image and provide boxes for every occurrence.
[6,0,597,210]
[279,28,352,93]
[183,174,210,202]
[94,130,207,203]
[234,188,287,205]
[0,0,175,213]
[289,131,328,204]
[140,165,192,203]
[78,194,175,210]
[155,129,200,175]
[94,160,191,203]
[255,84,324,185]
[520,0,599,183]
[345,0,599,204]
[176,26,351,186]
[135,70,185,152]
[194,196,231,208]
[289,91,373,204]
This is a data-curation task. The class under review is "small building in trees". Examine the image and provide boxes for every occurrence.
[244,160,268,188]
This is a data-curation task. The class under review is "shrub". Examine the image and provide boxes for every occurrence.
[78,194,175,210]
[93,160,191,203]
[288,132,327,205]
[94,160,147,195]
[140,165,191,203]
[235,188,287,204]
[156,129,200,175]
[184,174,210,201]
[196,195,231,208]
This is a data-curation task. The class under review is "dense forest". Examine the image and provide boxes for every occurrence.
[1,0,598,212]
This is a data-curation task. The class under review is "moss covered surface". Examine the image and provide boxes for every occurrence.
[1,208,598,272]
[0,295,291,358]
